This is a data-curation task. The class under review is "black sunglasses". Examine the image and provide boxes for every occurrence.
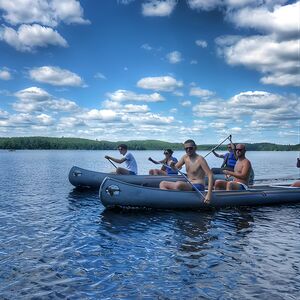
[164,152,169,155]
[185,146,194,152]
[236,148,245,151]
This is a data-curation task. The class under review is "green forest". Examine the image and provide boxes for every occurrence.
[0,136,299,151]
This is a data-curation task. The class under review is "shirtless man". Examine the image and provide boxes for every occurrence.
[159,139,213,203]
[214,144,251,190]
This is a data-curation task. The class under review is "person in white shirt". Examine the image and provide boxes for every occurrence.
[105,144,138,175]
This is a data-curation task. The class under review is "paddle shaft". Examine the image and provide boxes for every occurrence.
[106,157,118,169]
[158,162,205,198]
[204,134,232,158]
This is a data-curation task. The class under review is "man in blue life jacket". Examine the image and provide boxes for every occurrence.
[211,140,237,174]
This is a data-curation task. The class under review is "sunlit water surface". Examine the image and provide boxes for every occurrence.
[1,150,299,299]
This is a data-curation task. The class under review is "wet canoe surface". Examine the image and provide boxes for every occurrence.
[99,177,300,210]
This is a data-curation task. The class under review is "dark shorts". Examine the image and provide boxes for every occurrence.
[167,171,178,175]
[235,182,248,190]
[192,184,205,191]
[128,171,136,175]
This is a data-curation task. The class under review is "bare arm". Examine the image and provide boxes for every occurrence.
[105,155,126,164]
[212,150,225,159]
[148,157,159,164]
[200,157,213,203]
[224,160,251,180]
[174,155,186,170]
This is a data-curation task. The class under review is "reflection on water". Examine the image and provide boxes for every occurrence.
[1,150,300,299]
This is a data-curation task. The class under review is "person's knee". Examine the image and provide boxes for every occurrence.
[159,181,167,189]
[116,167,125,174]
[291,181,300,187]
[214,180,224,190]
[226,182,233,190]
[175,181,190,190]
[174,182,182,190]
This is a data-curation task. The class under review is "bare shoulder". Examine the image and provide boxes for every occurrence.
[244,158,251,165]
[182,154,189,161]
[196,154,206,162]
[242,158,251,168]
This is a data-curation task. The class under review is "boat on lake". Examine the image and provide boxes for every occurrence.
[69,166,227,189]
[69,165,185,189]
[99,177,300,210]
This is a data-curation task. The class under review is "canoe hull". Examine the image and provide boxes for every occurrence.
[68,166,187,189]
[99,177,300,210]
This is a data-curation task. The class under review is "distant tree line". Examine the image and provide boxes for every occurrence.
[0,137,299,151]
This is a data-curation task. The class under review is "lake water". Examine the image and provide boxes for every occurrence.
[1,150,300,299]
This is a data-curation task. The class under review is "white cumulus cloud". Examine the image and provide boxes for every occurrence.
[142,0,177,17]
[166,51,182,64]
[83,109,118,122]
[14,86,78,113]
[137,76,183,92]
[229,91,282,109]
[0,24,68,52]
[107,89,165,102]
[195,39,207,48]
[180,100,191,107]
[190,87,215,98]
[36,113,54,125]
[29,66,84,87]
[0,0,89,26]
[15,86,51,102]
[123,104,150,113]
[0,68,12,80]
[122,112,174,125]
[229,2,299,40]
[216,35,299,87]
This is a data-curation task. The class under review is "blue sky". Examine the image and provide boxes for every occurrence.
[0,0,299,144]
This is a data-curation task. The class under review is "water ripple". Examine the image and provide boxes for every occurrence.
[1,150,300,299]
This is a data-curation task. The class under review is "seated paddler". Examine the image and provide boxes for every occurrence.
[148,149,178,176]
[214,144,252,190]
[159,139,213,204]
[211,138,237,174]
[105,144,138,175]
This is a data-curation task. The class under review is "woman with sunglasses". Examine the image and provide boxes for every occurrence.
[148,149,178,175]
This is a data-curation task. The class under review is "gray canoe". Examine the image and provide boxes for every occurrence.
[69,166,227,189]
[69,166,187,189]
[99,177,300,210]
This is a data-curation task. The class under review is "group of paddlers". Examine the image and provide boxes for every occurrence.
[104,136,257,204]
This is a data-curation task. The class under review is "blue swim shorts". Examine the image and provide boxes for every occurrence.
[192,183,205,191]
